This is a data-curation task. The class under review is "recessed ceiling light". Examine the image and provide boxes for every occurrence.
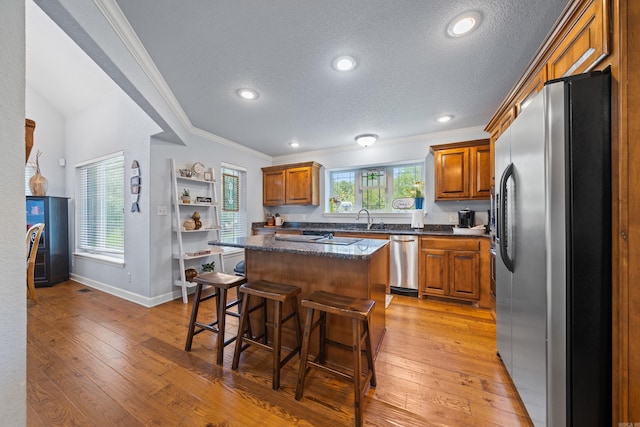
[332,55,357,72]
[355,133,378,147]
[436,115,453,123]
[447,11,481,37]
[236,88,259,100]
[289,141,300,148]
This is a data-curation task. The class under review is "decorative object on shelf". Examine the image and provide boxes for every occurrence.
[196,196,212,204]
[185,268,198,282]
[201,261,215,272]
[130,160,140,212]
[29,150,48,196]
[182,189,191,204]
[179,168,192,177]
[192,211,202,230]
[183,217,196,230]
[204,171,213,181]
[192,162,205,177]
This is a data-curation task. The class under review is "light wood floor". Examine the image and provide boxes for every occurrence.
[27,280,532,426]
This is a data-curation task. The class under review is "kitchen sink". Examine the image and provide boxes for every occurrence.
[315,236,363,245]
[274,234,362,245]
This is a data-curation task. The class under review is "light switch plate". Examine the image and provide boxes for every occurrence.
[157,205,168,216]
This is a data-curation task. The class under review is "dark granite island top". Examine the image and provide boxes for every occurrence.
[209,235,389,367]
[209,234,389,259]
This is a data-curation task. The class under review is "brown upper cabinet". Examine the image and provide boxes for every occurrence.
[485,0,610,140]
[262,161,322,206]
[547,0,609,80]
[432,139,491,201]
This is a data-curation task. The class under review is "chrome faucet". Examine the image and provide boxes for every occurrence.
[356,208,372,230]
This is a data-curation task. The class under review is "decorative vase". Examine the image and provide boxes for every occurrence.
[30,172,48,196]
[185,268,198,282]
[183,218,196,230]
[192,212,202,230]
[414,197,424,210]
[29,150,48,196]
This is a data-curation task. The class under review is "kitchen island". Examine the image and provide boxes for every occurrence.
[209,234,389,366]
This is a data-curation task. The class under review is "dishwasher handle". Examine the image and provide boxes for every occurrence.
[390,237,417,243]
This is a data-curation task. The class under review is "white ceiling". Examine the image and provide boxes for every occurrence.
[27,0,570,157]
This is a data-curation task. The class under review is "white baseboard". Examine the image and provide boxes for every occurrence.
[69,273,183,308]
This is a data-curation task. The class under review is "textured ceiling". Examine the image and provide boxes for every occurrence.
[28,0,570,157]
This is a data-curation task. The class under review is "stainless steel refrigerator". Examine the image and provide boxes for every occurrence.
[494,71,611,426]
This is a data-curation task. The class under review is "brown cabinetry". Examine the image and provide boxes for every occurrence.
[432,139,490,201]
[262,162,321,206]
[420,237,480,301]
[547,0,609,80]
[419,236,491,307]
[485,0,610,140]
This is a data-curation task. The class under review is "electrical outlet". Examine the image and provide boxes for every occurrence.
[449,213,458,223]
[157,205,168,216]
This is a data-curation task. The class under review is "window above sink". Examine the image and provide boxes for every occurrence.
[325,161,424,215]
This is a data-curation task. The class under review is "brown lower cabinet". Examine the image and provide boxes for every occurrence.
[419,236,491,308]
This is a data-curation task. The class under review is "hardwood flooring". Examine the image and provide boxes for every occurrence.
[26,281,532,426]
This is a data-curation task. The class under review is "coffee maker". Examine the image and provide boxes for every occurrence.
[458,208,475,228]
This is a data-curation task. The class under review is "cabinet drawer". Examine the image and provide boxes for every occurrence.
[421,237,480,252]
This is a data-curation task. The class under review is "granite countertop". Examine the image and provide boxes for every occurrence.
[252,222,490,237]
[209,234,389,260]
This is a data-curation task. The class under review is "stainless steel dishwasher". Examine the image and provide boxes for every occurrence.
[389,235,419,296]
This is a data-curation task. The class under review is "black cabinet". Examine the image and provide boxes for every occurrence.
[26,196,69,287]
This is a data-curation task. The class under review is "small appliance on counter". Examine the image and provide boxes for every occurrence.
[266,215,275,226]
[457,208,475,228]
[411,210,424,228]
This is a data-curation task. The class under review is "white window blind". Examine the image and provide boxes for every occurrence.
[220,164,247,240]
[76,152,125,258]
[25,166,35,195]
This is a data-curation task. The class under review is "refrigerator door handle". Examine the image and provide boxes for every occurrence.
[499,163,515,272]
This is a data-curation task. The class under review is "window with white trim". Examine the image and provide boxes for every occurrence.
[76,152,125,260]
[327,162,423,213]
[220,164,247,240]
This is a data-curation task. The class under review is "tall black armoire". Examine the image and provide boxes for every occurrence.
[26,196,69,287]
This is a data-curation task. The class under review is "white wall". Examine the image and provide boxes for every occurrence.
[149,134,270,301]
[269,127,491,226]
[65,87,161,305]
[0,1,27,424]
[25,86,66,196]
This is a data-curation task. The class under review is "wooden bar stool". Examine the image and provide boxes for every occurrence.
[295,291,377,427]
[232,280,302,390]
[184,271,248,366]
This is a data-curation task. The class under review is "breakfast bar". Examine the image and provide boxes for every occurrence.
[209,234,389,366]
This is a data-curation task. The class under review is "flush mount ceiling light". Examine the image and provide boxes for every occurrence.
[288,141,300,148]
[332,55,357,72]
[236,88,259,100]
[355,133,378,147]
[447,11,481,37]
[436,115,454,123]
